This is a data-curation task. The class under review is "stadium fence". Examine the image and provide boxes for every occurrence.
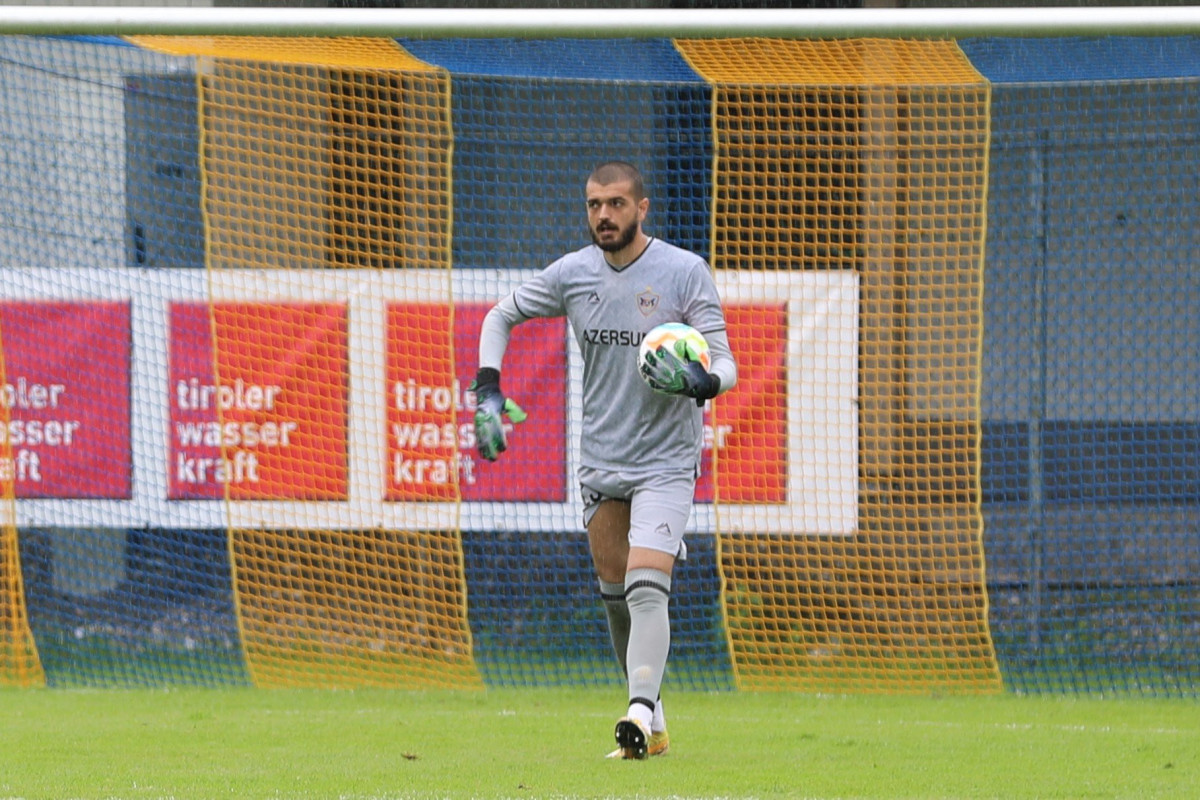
[0,9,1197,696]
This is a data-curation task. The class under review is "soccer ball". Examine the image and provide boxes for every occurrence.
[638,322,711,388]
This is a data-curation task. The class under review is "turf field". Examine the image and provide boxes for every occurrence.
[1,687,1195,799]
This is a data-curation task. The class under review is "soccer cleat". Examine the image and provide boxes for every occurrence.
[647,729,670,756]
[605,729,669,759]
[610,717,655,760]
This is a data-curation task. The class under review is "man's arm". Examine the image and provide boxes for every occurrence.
[473,296,528,461]
[477,297,520,371]
[702,328,737,397]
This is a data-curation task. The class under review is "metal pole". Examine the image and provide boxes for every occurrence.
[1,6,1200,38]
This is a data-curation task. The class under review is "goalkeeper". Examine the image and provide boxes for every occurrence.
[473,161,737,760]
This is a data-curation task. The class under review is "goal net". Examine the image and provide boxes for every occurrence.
[0,22,1196,696]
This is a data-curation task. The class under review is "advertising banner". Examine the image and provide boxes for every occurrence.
[168,301,349,501]
[0,301,131,499]
[0,268,853,534]
[386,302,567,502]
[696,302,788,504]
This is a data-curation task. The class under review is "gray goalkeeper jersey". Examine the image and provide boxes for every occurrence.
[508,238,732,473]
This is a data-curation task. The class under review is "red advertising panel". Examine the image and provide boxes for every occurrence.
[0,301,131,498]
[385,302,457,502]
[386,302,567,502]
[168,302,349,501]
[697,303,788,504]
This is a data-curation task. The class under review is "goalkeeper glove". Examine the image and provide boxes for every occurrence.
[639,342,721,406]
[471,367,527,462]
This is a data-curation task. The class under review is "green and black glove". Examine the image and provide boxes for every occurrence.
[639,342,721,407]
[471,367,527,461]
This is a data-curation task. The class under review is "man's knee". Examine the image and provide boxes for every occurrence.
[625,567,672,608]
[626,546,676,578]
[588,501,631,583]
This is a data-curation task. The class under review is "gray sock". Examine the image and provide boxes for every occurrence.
[599,578,630,676]
[624,567,672,714]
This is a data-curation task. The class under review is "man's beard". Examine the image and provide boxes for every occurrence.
[590,219,638,253]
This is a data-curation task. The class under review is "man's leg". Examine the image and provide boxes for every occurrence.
[615,549,675,757]
[612,470,694,759]
[589,498,672,758]
[587,499,632,674]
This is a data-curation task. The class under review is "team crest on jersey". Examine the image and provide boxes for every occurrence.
[636,288,660,317]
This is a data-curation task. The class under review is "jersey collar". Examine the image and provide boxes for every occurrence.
[604,237,655,273]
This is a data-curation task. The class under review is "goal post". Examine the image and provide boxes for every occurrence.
[2,5,1200,38]
[1,10,1197,696]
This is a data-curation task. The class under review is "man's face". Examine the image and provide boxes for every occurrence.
[586,179,647,253]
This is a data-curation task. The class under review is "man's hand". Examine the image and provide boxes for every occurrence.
[471,368,527,461]
[639,343,721,406]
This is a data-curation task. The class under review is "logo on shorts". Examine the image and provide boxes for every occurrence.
[655,522,671,537]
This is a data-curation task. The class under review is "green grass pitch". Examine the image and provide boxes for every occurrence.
[1,687,1195,799]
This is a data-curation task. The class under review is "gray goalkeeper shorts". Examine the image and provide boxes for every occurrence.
[578,465,696,561]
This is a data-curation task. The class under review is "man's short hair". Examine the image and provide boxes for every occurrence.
[587,161,645,200]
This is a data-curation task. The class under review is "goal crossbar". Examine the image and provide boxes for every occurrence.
[1,5,1199,39]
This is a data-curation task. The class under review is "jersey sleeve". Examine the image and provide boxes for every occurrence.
[683,260,737,394]
[479,259,569,371]
[702,327,737,396]
[477,300,516,371]
[511,258,568,319]
[682,258,728,337]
